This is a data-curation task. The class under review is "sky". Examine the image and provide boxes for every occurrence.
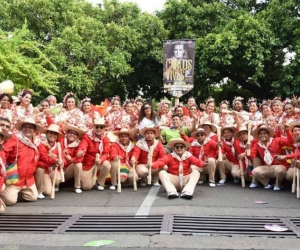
[86,0,167,13]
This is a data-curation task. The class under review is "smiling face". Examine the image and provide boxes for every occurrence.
[249,102,258,112]
[262,105,271,116]
[272,101,282,113]
[0,95,11,109]
[21,123,36,138]
[173,44,185,59]
[219,103,228,113]
[111,100,120,112]
[118,133,129,145]
[223,129,233,140]
[93,124,106,137]
[258,129,270,143]
[284,103,294,116]
[145,130,155,141]
[82,101,91,113]
[196,132,206,143]
[46,131,59,143]
[206,102,215,113]
[125,103,134,114]
[173,143,186,156]
[21,93,32,106]
[67,130,79,142]
[238,131,248,142]
[0,120,11,133]
[160,104,169,114]
[66,97,76,110]
[175,107,184,117]
[234,101,243,111]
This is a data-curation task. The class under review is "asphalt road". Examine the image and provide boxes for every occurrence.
[0,180,300,249]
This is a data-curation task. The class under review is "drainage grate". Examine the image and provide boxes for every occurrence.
[65,215,163,234]
[0,214,71,233]
[290,218,300,230]
[173,215,297,238]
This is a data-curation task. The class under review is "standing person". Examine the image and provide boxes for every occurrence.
[247,97,262,126]
[218,100,235,127]
[131,127,166,186]
[35,124,64,199]
[151,138,206,199]
[232,96,249,124]
[157,99,172,129]
[174,104,190,127]
[138,102,160,130]
[119,99,138,130]
[189,128,218,187]
[109,128,135,190]
[199,97,220,125]
[56,92,84,128]
[80,97,100,130]
[0,93,14,123]
[249,125,290,190]
[260,101,277,130]
[62,125,85,194]
[0,128,12,213]
[271,97,284,123]
[2,117,40,206]
[76,118,111,191]
[104,96,124,132]
[46,95,57,107]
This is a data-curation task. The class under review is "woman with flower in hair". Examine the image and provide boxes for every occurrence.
[199,97,219,125]
[260,100,277,130]
[218,100,236,127]
[0,93,14,123]
[116,99,138,130]
[232,96,249,125]
[271,97,284,123]
[34,100,55,130]
[186,104,200,128]
[157,99,172,129]
[104,96,125,132]
[278,100,300,130]
[134,96,144,113]
[55,92,84,129]
[247,97,262,126]
[79,97,100,130]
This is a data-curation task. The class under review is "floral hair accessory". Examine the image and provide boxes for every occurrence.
[173,103,185,112]
[123,99,135,108]
[63,92,75,104]
[219,100,229,106]
[232,96,244,105]
[135,96,144,103]
[158,99,172,109]
[111,96,121,104]
[283,98,293,106]
[260,100,271,107]
[18,89,34,99]
[79,97,91,110]
[205,97,215,105]
[247,97,257,107]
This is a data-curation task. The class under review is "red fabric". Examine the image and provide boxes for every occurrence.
[4,135,38,187]
[77,134,110,171]
[110,142,133,164]
[0,151,6,193]
[59,138,83,168]
[152,154,204,176]
[131,142,166,164]
[189,139,218,160]
[249,137,290,168]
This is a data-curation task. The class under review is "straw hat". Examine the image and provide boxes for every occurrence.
[167,138,190,149]
[113,128,134,138]
[221,125,235,135]
[15,117,41,132]
[234,126,248,140]
[198,121,217,133]
[252,125,274,139]
[43,124,62,138]
[288,120,300,132]
[93,117,109,126]
[139,126,161,137]
[191,128,207,138]
[63,125,85,138]
[0,127,11,141]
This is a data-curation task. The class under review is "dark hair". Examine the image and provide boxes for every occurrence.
[138,102,156,124]
[0,93,13,104]
[0,117,11,124]
[172,114,180,119]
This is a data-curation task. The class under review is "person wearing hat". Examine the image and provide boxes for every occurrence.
[130,127,166,186]
[0,127,12,213]
[109,128,135,190]
[76,118,111,191]
[189,128,218,187]
[151,138,206,199]
[161,113,197,153]
[2,117,41,206]
[35,124,64,199]
[61,124,85,194]
[249,125,291,190]
[198,121,218,142]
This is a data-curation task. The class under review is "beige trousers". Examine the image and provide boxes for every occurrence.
[65,163,82,189]
[285,167,294,182]
[192,157,216,183]
[81,160,111,190]
[252,165,286,187]
[217,160,246,180]
[2,184,38,206]
[110,161,136,186]
[159,170,200,195]
[136,163,160,183]
[35,167,62,195]
[0,185,5,213]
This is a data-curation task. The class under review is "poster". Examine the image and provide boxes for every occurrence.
[163,39,195,98]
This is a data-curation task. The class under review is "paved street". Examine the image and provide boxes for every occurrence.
[0,181,300,249]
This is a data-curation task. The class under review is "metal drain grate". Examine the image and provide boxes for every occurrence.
[173,215,297,238]
[290,218,300,230]
[0,214,71,233]
[65,215,163,234]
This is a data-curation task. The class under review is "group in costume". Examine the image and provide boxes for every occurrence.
[0,90,300,214]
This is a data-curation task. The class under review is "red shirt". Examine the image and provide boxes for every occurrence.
[110,142,134,165]
[189,139,218,160]
[77,134,110,171]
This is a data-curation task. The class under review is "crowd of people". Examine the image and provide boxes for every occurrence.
[0,90,300,214]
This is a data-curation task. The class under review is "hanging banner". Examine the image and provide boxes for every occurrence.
[163,39,195,98]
